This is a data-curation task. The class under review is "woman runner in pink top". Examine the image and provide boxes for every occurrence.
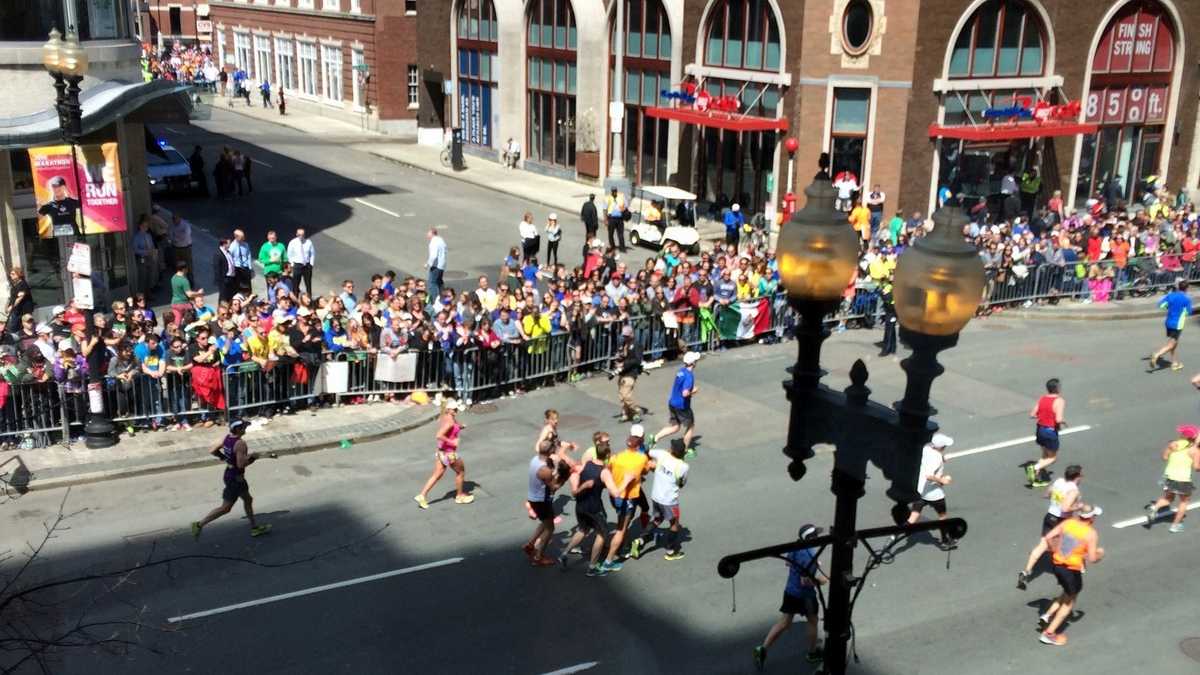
[414,399,475,509]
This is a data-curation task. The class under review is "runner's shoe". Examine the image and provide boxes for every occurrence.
[1030,477,1050,488]
[522,542,536,558]
[557,554,569,571]
[454,494,475,505]
[250,524,272,537]
[1039,631,1067,646]
[630,537,643,560]
[1169,523,1185,533]
[530,555,556,567]
[585,565,608,578]
[1024,464,1036,484]
[752,646,766,671]
[601,560,624,573]
[190,522,202,541]
[684,448,696,461]
[1172,362,1184,371]
[1016,570,1029,590]
[664,549,686,561]
[568,546,584,555]
[414,494,429,509]
[1037,614,1051,630]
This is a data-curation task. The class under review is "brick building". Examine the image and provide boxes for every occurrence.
[206,0,418,134]
[137,1,208,48]
[415,0,1200,218]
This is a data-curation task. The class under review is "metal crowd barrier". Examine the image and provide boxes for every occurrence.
[980,256,1197,308]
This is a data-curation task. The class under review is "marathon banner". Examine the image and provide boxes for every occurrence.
[714,298,772,341]
[29,143,127,239]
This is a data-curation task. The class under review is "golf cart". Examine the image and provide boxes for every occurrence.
[627,185,700,254]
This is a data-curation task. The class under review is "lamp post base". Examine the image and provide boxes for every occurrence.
[84,414,116,449]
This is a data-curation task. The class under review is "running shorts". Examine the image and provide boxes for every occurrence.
[780,591,819,617]
[1164,479,1195,497]
[1035,425,1060,451]
[576,509,609,536]
[668,405,695,428]
[530,499,555,523]
[652,500,681,523]
[912,498,947,516]
[1042,512,1063,535]
[437,450,460,467]
[222,476,250,503]
[1167,327,1182,340]
[1052,565,1083,596]
[611,497,637,520]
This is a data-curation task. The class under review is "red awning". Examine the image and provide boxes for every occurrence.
[645,106,789,132]
[928,121,1099,141]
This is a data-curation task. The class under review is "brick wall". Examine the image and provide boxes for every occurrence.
[414,0,452,132]
[142,2,201,43]
[375,3,419,123]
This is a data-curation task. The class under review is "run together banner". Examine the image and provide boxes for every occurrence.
[29,143,127,239]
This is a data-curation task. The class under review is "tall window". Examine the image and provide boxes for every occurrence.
[610,0,672,184]
[829,88,870,182]
[169,7,182,35]
[322,44,343,102]
[275,37,296,91]
[948,0,1044,78]
[297,41,318,96]
[406,0,418,13]
[407,65,419,106]
[458,0,499,147]
[234,32,253,77]
[703,0,781,72]
[254,35,272,83]
[352,47,365,109]
[527,0,577,167]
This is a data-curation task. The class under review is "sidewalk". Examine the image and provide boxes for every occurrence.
[215,100,729,244]
[1002,290,1196,321]
[0,401,439,492]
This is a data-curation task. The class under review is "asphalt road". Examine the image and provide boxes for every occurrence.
[150,109,661,302]
[4,313,1200,674]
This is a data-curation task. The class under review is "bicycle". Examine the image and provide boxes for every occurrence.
[440,148,453,168]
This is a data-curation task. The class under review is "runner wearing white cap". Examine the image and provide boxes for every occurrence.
[905,432,956,550]
[654,351,700,460]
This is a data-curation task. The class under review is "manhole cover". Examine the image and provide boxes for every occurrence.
[469,403,499,414]
[1181,638,1200,662]
[443,269,471,281]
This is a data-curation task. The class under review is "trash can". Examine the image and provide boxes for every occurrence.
[451,127,465,171]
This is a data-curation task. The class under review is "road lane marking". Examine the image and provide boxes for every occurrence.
[944,425,1093,460]
[354,197,401,218]
[1112,502,1200,529]
[539,663,598,675]
[166,557,463,623]
[251,158,273,168]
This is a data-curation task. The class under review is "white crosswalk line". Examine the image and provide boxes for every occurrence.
[944,425,1093,460]
[1111,502,1200,529]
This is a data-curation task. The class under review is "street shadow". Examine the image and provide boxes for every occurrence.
[9,500,895,675]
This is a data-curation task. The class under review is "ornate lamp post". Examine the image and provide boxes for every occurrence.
[718,175,984,675]
[43,28,115,449]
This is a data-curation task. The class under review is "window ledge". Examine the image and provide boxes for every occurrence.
[408,102,419,110]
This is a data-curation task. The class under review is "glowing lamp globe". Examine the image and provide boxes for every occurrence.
[777,174,860,303]
[892,205,984,336]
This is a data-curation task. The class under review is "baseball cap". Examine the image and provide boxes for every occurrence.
[1078,505,1103,519]
[931,433,954,449]
[683,351,701,365]
[629,423,645,438]
[229,419,249,434]
[798,523,824,541]
[35,323,52,335]
[548,212,558,220]
[1177,424,1199,440]
[731,203,740,212]
[444,398,467,412]
[51,305,65,317]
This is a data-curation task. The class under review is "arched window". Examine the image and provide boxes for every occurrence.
[456,0,498,147]
[948,0,1045,78]
[610,0,672,184]
[527,0,577,167]
[703,0,781,72]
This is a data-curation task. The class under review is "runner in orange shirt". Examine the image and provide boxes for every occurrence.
[601,435,656,572]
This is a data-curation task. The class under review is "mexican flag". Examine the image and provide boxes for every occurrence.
[716,298,772,341]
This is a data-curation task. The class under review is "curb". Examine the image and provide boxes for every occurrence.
[22,406,441,492]
[1001,308,1165,321]
[214,99,380,139]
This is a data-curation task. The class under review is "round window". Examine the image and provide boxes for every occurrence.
[842,0,874,56]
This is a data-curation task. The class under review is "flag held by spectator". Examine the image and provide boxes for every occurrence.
[716,298,771,341]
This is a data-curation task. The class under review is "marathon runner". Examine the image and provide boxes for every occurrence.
[524,439,570,567]
[558,442,632,576]
[414,399,474,509]
[633,438,690,561]
[1150,280,1192,371]
[191,419,272,539]
[1016,505,1104,646]
[602,435,655,572]
[752,523,828,670]
[1043,465,1083,534]
[1025,378,1066,488]
[904,433,957,550]
[654,351,700,459]
[1145,424,1200,533]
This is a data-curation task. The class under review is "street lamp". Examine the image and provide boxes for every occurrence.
[718,175,982,675]
[43,29,114,450]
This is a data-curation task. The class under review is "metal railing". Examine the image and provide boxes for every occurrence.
[980,255,1199,308]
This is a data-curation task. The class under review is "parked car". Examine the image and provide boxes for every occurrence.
[626,185,700,254]
[147,142,195,194]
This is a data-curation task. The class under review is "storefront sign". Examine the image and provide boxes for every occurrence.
[28,144,127,239]
[1084,85,1169,125]
[66,243,92,276]
[72,277,94,310]
[197,20,213,33]
[982,97,1081,123]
